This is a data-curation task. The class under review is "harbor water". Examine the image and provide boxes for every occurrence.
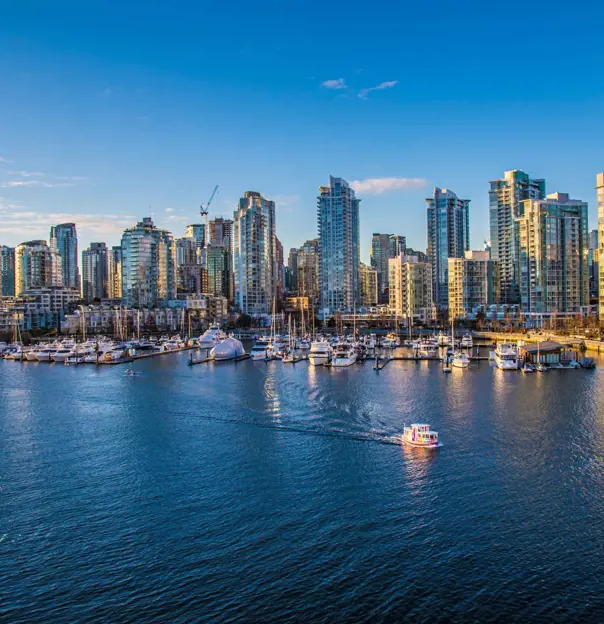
[2,350,604,622]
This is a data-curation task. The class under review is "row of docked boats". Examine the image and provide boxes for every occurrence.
[1,334,190,364]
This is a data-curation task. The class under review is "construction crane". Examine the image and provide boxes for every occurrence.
[199,185,219,247]
[200,185,219,219]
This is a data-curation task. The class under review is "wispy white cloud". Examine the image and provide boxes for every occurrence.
[358,80,399,99]
[0,180,76,188]
[350,177,428,195]
[0,156,13,163]
[270,194,300,207]
[322,78,347,90]
[7,170,46,178]
[0,210,137,238]
[165,207,175,213]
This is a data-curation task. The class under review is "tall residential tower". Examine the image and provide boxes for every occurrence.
[489,170,546,305]
[426,187,470,310]
[318,176,360,317]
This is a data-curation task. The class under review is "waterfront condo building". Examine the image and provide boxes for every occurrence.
[15,240,63,295]
[120,218,177,308]
[370,233,392,303]
[388,254,435,324]
[517,192,589,315]
[447,251,500,320]
[426,187,470,311]
[359,263,379,306]
[233,191,276,316]
[296,239,320,305]
[318,177,360,317]
[489,170,546,305]
[108,246,123,300]
[50,223,80,291]
[1,246,15,297]
[82,242,109,302]
[598,173,604,318]
[287,248,298,293]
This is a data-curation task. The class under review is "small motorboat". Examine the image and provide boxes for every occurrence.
[401,424,440,448]
[522,364,535,373]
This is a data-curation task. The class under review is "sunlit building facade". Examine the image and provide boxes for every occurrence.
[388,254,435,323]
[518,192,589,314]
[233,191,276,316]
[121,218,177,308]
[359,263,378,306]
[489,170,546,305]
[448,251,500,320]
[15,240,63,295]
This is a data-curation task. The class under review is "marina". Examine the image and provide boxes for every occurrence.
[2,345,604,622]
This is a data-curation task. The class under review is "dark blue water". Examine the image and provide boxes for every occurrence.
[2,351,604,622]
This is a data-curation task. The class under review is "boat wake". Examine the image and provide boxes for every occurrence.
[182,411,403,445]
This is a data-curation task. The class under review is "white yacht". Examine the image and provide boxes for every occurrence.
[381,333,400,348]
[418,343,438,358]
[401,424,440,448]
[36,347,59,362]
[460,333,473,348]
[436,332,450,347]
[331,343,357,367]
[198,325,227,349]
[51,348,74,363]
[451,351,470,369]
[494,344,519,370]
[250,338,273,361]
[308,341,333,366]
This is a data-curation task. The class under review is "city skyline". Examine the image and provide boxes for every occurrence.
[1,2,604,262]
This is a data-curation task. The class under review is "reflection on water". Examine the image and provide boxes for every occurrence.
[1,350,604,622]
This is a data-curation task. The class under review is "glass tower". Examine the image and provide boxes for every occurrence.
[318,176,360,317]
[426,187,470,310]
[82,242,109,302]
[1,246,15,297]
[50,223,80,291]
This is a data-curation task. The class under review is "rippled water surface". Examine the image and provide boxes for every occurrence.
[2,350,604,622]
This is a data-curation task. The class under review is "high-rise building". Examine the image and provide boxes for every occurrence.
[275,236,284,304]
[208,218,233,249]
[597,173,604,318]
[82,242,109,302]
[318,176,360,317]
[50,223,80,291]
[388,254,435,323]
[370,234,391,303]
[121,218,177,308]
[233,191,276,316]
[389,235,406,259]
[426,187,470,310]
[518,192,589,314]
[287,248,299,293]
[15,240,63,294]
[184,223,207,267]
[359,263,378,306]
[588,229,599,301]
[489,170,546,305]
[206,245,230,297]
[297,239,320,304]
[108,246,123,300]
[176,237,198,266]
[176,237,205,295]
[448,251,500,320]
[1,246,15,297]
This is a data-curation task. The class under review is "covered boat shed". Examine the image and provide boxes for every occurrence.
[520,341,563,365]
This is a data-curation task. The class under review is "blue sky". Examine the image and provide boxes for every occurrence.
[1,0,603,262]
